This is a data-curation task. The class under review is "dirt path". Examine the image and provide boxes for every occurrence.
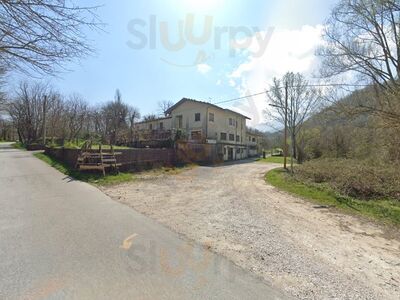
[103,161,400,299]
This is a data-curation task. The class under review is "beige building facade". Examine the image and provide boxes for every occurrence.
[135,98,262,161]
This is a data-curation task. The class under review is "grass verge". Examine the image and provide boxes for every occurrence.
[11,142,26,150]
[257,156,296,164]
[49,140,131,150]
[34,152,135,186]
[34,152,195,186]
[266,168,400,226]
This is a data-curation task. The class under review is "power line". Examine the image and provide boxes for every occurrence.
[213,83,371,105]
[214,91,267,105]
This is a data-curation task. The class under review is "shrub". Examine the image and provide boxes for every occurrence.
[294,159,400,200]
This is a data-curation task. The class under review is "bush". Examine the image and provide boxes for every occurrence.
[294,159,400,200]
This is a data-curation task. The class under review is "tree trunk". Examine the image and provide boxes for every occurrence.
[17,128,23,144]
[292,133,297,159]
[290,131,295,174]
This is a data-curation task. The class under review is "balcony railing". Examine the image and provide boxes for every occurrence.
[134,129,173,141]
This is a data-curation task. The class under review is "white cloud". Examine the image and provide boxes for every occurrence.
[197,63,212,74]
[227,25,324,127]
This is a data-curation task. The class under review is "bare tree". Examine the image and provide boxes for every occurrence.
[142,114,158,121]
[102,89,129,145]
[0,115,14,141]
[127,106,140,143]
[7,82,49,144]
[0,68,6,105]
[90,106,106,141]
[318,0,400,88]
[65,94,88,141]
[317,0,400,123]
[265,72,321,165]
[5,85,134,146]
[158,100,174,116]
[0,0,102,75]
[45,91,65,142]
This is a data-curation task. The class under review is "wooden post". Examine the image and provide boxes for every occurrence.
[42,95,47,146]
[284,81,288,170]
[290,132,294,174]
[99,144,105,176]
[111,144,119,174]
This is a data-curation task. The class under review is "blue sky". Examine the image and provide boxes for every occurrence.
[11,0,338,127]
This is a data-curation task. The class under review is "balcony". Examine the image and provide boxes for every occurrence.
[134,129,173,142]
[247,141,257,146]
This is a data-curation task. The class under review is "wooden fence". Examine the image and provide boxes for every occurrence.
[45,142,223,172]
[176,141,222,164]
[45,147,177,171]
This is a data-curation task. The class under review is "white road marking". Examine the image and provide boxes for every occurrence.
[120,233,138,250]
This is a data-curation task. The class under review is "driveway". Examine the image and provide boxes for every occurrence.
[104,160,400,299]
[0,143,286,300]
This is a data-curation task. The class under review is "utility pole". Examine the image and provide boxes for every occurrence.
[268,82,289,170]
[290,131,294,174]
[284,81,288,170]
[42,95,47,146]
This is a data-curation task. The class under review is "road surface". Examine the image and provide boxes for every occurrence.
[104,157,400,299]
[0,143,287,300]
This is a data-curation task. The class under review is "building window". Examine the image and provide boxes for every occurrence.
[191,130,202,140]
[209,112,214,122]
[252,137,256,142]
[236,135,240,142]
[149,124,153,130]
[220,132,227,141]
[229,118,234,126]
[195,113,201,122]
[176,115,183,128]
[224,147,227,155]
[229,134,235,141]
[159,122,163,130]
[236,148,240,154]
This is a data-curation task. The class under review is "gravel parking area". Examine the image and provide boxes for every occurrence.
[103,160,400,299]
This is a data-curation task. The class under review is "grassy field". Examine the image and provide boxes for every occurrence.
[34,152,135,186]
[34,152,194,186]
[9,140,131,150]
[256,156,296,164]
[11,142,26,150]
[50,142,131,150]
[266,168,400,226]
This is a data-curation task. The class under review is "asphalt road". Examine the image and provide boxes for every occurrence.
[0,143,287,300]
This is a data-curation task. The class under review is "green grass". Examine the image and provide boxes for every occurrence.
[265,168,400,226]
[34,152,195,186]
[257,156,296,164]
[11,142,26,150]
[50,142,131,150]
[34,152,135,186]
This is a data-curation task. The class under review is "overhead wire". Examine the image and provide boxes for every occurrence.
[212,83,371,105]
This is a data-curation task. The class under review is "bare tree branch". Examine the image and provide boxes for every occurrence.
[265,72,322,160]
[158,100,174,116]
[0,0,103,75]
[317,0,400,90]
